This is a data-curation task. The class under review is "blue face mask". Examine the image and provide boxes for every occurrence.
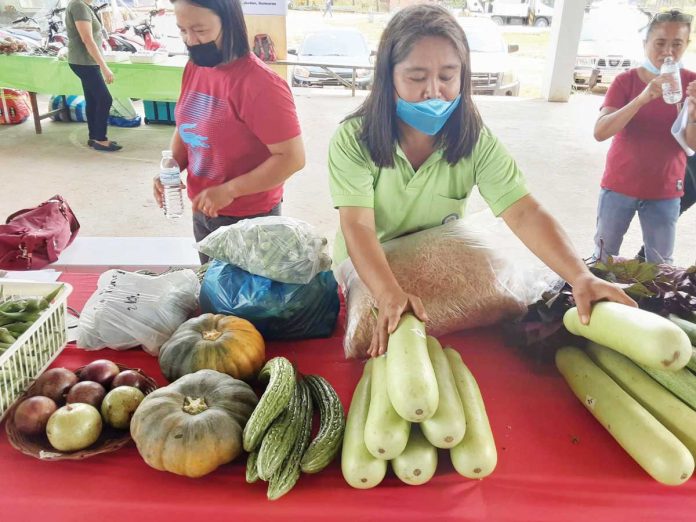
[395,95,461,136]
[642,57,683,75]
[642,58,661,75]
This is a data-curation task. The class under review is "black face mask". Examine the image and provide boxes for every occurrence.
[187,40,223,68]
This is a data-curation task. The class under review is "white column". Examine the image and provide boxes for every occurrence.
[542,0,587,102]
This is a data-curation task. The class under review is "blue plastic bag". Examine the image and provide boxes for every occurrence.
[200,260,340,340]
[49,95,86,122]
[108,115,142,127]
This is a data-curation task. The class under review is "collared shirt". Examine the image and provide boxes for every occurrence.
[328,117,528,264]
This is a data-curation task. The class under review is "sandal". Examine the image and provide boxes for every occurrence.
[91,141,123,152]
[88,139,119,147]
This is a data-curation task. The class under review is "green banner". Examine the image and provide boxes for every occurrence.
[0,54,186,102]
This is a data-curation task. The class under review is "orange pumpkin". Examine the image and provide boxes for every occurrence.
[159,314,265,382]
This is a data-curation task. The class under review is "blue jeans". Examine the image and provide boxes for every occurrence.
[593,189,681,264]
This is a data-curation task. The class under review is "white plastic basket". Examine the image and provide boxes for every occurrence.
[0,281,73,421]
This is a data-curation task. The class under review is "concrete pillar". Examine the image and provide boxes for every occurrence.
[542,0,586,102]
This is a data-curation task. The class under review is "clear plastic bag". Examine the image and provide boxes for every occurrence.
[196,216,332,284]
[339,214,557,359]
[199,260,340,340]
[77,269,201,356]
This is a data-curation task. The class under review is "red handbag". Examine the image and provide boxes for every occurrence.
[0,196,80,270]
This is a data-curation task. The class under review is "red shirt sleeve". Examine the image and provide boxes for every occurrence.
[602,70,632,110]
[178,61,193,102]
[238,66,301,145]
[683,68,696,90]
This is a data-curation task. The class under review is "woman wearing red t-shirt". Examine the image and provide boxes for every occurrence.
[153,0,305,263]
[593,9,696,265]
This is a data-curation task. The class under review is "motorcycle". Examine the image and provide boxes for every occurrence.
[115,9,166,51]
[0,9,66,56]
[91,3,132,52]
[46,7,68,48]
[94,4,165,53]
[1,16,42,49]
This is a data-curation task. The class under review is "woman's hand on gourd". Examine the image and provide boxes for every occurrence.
[369,287,428,358]
[570,272,637,325]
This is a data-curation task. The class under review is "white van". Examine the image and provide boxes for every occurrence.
[573,4,648,89]
[491,0,554,27]
[459,16,520,96]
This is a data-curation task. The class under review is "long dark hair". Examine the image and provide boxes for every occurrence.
[171,0,250,63]
[348,4,482,168]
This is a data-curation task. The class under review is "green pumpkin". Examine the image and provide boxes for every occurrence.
[130,369,258,478]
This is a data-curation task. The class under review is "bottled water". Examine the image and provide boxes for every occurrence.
[661,56,682,105]
[159,150,183,219]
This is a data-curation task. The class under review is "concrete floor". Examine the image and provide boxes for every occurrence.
[0,90,694,267]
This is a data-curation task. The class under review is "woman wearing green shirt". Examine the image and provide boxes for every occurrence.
[328,4,635,357]
[65,0,120,151]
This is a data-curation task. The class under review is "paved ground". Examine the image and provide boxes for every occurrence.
[1,89,694,267]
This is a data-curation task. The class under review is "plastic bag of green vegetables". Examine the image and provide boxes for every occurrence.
[196,217,332,285]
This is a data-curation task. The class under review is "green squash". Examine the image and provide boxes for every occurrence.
[130,369,258,478]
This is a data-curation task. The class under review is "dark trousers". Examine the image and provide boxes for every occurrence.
[681,155,696,213]
[68,63,112,142]
[193,203,282,264]
[637,156,696,261]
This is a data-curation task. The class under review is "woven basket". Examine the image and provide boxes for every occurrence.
[4,364,158,461]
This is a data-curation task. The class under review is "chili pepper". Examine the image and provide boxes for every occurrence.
[1,306,49,328]
[0,327,16,344]
[43,285,63,305]
[0,285,60,314]
[21,297,48,313]
[0,301,25,314]
[3,310,39,323]
[4,321,33,336]
[0,308,36,320]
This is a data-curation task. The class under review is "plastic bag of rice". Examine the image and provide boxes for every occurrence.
[337,219,554,359]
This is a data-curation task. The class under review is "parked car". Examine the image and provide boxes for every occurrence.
[458,16,520,96]
[288,29,374,89]
[490,0,554,27]
[573,6,648,89]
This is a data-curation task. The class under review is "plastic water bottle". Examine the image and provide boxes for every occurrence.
[159,150,183,219]
[661,57,682,105]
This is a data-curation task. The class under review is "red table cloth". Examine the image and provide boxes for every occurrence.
[1,273,695,522]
